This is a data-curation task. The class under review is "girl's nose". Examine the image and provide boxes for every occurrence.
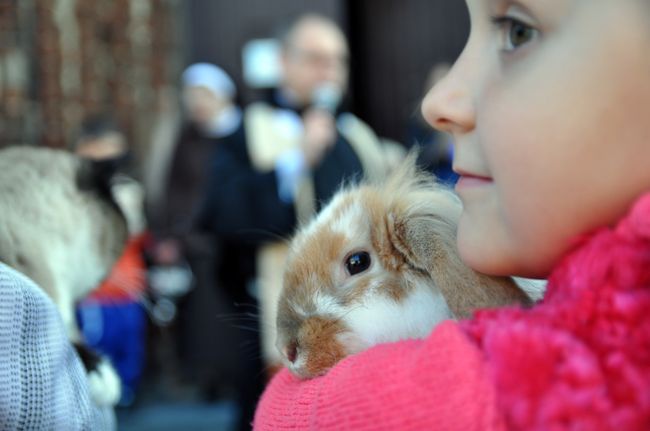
[421,64,476,135]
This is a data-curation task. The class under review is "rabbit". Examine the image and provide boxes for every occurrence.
[275,155,536,378]
[0,146,128,405]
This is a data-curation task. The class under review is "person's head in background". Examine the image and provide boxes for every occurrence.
[75,115,145,233]
[181,62,240,137]
[424,63,451,96]
[280,14,349,108]
[422,0,650,279]
[75,114,128,162]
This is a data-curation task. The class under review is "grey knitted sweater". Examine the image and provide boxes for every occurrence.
[0,262,115,430]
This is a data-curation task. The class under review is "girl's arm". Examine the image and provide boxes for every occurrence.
[254,321,504,431]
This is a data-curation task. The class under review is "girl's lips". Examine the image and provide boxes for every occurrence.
[455,174,493,190]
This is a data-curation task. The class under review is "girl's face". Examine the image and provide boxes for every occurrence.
[423,0,650,278]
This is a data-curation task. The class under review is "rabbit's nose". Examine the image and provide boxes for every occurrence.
[285,341,298,363]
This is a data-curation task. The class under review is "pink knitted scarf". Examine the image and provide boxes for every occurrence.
[462,193,650,429]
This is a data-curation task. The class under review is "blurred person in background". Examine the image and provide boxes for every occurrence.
[147,63,241,324]
[148,63,261,430]
[153,62,243,255]
[73,114,148,407]
[199,13,389,403]
[407,62,458,184]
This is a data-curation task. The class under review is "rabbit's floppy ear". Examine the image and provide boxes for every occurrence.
[386,198,475,318]
[384,174,525,318]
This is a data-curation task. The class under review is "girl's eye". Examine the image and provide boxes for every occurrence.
[345,251,371,276]
[492,17,539,52]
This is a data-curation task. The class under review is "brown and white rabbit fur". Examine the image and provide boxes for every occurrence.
[276,156,535,378]
[0,146,128,405]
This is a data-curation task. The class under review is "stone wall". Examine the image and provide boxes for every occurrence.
[0,0,184,171]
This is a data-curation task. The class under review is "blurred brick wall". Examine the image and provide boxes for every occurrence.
[0,0,184,172]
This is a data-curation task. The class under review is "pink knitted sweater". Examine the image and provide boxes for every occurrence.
[254,193,650,431]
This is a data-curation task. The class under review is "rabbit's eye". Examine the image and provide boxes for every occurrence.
[345,251,371,276]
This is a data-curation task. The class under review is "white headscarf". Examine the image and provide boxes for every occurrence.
[181,62,237,100]
[181,63,241,137]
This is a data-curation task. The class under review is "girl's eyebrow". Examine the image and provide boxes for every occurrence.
[489,0,536,17]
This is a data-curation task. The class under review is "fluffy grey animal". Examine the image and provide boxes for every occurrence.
[0,146,128,405]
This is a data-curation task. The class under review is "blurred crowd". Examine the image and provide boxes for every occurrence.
[0,7,459,431]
